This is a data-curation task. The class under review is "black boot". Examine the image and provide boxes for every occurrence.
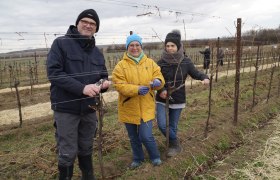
[78,155,95,180]
[167,140,182,157]
[58,165,73,180]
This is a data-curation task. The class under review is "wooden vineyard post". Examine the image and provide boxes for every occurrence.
[14,80,23,127]
[233,18,242,126]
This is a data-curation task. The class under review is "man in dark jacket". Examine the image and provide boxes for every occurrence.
[47,9,110,180]
[199,46,211,73]
[217,48,224,66]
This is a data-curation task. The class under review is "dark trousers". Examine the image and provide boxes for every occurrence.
[54,111,97,166]
[203,59,210,69]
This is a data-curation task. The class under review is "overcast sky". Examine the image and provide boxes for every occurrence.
[0,0,279,53]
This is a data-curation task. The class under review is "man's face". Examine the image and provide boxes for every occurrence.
[77,17,97,38]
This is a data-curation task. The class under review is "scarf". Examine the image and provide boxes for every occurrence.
[66,25,96,51]
[127,51,144,64]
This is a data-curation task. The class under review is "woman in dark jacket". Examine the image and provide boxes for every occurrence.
[156,30,209,157]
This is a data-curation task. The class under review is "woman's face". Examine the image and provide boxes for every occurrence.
[165,42,178,54]
[127,41,142,57]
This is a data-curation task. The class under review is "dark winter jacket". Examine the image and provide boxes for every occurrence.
[156,50,208,104]
[199,48,211,61]
[47,25,108,114]
[218,48,224,59]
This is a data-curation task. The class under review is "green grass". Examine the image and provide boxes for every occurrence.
[215,136,230,152]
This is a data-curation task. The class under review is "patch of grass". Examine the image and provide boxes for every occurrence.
[161,165,180,178]
[187,113,208,122]
[102,146,126,162]
[227,170,250,180]
[114,158,127,170]
[22,131,32,138]
[195,154,209,165]
[215,136,230,152]
[37,123,53,132]
[245,116,259,129]
[181,158,195,169]
[239,88,253,100]
[0,133,16,142]
[196,174,217,180]
[232,128,246,141]
[253,161,265,167]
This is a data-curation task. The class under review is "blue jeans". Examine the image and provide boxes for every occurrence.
[125,120,160,162]
[156,103,183,141]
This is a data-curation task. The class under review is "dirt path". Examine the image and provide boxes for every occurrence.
[0,102,52,125]
[0,63,275,125]
[201,114,280,179]
[0,91,118,125]
[0,83,51,94]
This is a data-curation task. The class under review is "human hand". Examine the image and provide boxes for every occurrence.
[202,79,210,85]
[159,90,167,99]
[83,84,101,97]
[101,80,111,89]
[151,79,161,88]
[138,86,149,95]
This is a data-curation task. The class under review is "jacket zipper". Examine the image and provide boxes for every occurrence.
[136,63,142,122]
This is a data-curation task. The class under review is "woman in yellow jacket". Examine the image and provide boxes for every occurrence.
[112,34,165,169]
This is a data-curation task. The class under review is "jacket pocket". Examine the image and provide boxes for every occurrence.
[65,54,83,74]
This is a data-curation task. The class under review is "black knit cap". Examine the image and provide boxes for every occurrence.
[75,9,100,32]
[165,29,181,50]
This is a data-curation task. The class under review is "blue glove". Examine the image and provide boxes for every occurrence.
[151,79,161,88]
[138,86,149,95]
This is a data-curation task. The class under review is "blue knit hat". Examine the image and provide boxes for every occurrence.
[126,34,142,49]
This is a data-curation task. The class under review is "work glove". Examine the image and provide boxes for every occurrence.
[138,86,149,95]
[151,79,161,88]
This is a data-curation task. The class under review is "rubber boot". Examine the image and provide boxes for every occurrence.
[78,155,95,180]
[167,140,182,157]
[58,165,73,180]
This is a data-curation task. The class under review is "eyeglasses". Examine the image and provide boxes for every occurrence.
[128,43,141,48]
[80,19,96,27]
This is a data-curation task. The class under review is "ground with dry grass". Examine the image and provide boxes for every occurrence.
[0,64,280,179]
[195,114,280,179]
[0,63,275,126]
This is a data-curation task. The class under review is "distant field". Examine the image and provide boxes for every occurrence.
[0,45,278,89]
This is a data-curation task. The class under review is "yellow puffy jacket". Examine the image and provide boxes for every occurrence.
[112,52,165,125]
